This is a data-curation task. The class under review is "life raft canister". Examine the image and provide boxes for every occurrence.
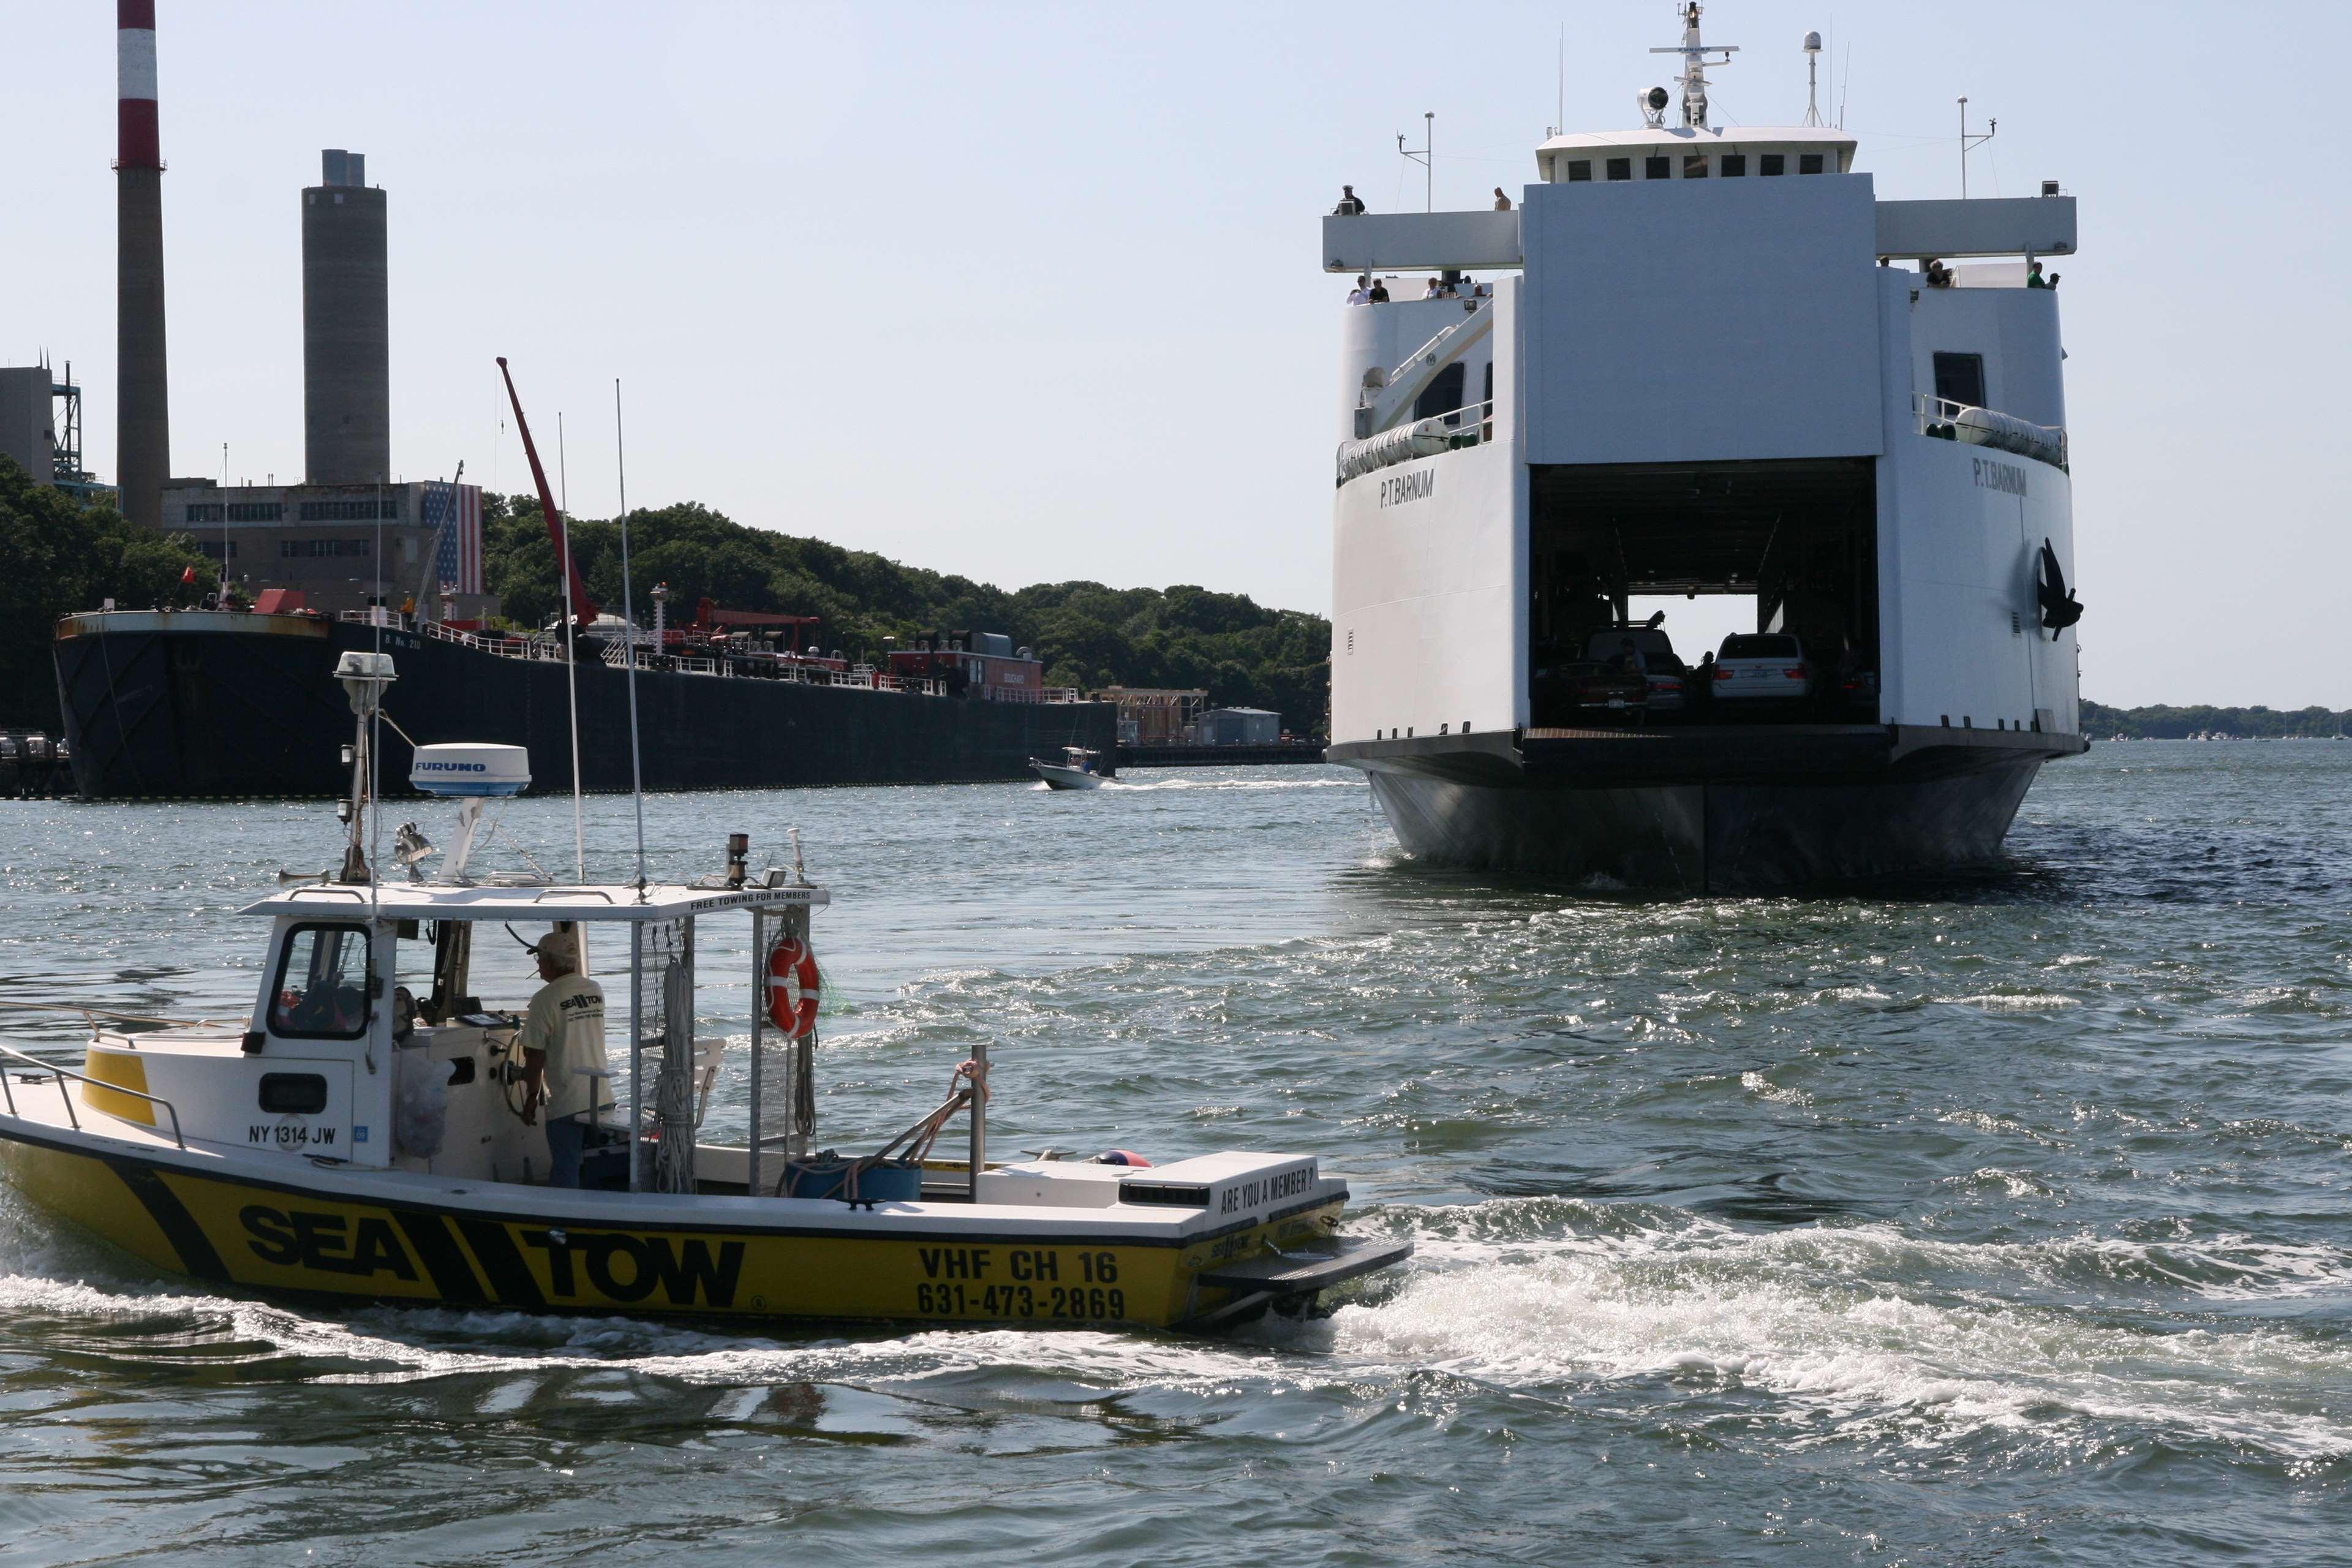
[766,936,821,1038]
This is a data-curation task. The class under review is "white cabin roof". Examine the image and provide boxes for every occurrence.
[239,881,829,922]
[1536,124,1856,157]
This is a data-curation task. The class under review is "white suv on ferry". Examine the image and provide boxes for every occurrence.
[1712,633,1812,704]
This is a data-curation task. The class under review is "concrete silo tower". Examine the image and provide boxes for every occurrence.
[302,149,389,484]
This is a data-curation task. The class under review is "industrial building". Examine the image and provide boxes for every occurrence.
[133,141,483,619]
[1,363,107,501]
[160,478,489,616]
[303,149,388,484]
[0,369,55,483]
[1196,707,1283,746]
[116,1,170,530]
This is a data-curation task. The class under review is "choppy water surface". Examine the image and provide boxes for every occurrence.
[2,744,2350,1564]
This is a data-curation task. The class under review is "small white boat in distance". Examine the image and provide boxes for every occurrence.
[1030,747,1109,790]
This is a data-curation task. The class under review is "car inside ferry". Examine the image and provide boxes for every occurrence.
[1526,456,1880,728]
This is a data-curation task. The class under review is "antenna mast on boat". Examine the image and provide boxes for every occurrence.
[614,377,647,897]
[1651,1,1737,130]
[494,358,598,881]
[556,412,583,880]
[1959,96,1996,198]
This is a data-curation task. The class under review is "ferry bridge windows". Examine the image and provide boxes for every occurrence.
[1683,154,1708,178]
[258,1073,330,1115]
[270,923,374,1041]
[1721,154,1747,177]
[1800,153,1825,174]
[1645,156,1672,180]
[1607,157,1632,181]
[1933,352,1987,409]
[1566,159,1592,182]
[1760,154,1785,176]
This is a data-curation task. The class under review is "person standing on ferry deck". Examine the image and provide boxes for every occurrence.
[1493,187,1512,210]
[518,927,612,1188]
[1333,185,1368,215]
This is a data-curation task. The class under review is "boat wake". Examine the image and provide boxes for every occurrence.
[5,1188,2348,1474]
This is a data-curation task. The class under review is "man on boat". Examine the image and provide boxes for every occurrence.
[518,928,612,1188]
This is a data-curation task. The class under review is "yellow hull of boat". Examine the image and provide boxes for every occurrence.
[0,1137,1342,1329]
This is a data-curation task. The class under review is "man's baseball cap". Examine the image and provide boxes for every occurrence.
[534,929,579,968]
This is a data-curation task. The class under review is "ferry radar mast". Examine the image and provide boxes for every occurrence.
[1803,31,1824,127]
[1651,1,1739,130]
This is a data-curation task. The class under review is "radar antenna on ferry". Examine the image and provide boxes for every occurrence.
[1651,2,1738,130]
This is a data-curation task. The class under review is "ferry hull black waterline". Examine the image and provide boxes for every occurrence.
[1334,726,2084,892]
[55,614,1117,798]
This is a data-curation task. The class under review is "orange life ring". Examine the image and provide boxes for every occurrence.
[766,936,821,1038]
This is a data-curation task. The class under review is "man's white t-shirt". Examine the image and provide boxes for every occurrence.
[521,971,612,1121]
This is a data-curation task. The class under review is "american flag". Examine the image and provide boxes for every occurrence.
[424,482,483,596]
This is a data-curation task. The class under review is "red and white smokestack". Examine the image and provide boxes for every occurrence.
[115,0,170,530]
[117,1,162,172]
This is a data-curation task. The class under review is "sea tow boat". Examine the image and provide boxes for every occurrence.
[0,657,1406,1329]
[1028,747,1109,790]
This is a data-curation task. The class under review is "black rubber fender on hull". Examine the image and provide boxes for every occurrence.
[1362,758,2043,892]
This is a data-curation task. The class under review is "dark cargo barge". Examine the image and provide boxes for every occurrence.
[54,610,1117,799]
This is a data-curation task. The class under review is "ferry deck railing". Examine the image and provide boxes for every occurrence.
[1912,393,2068,470]
[335,612,991,697]
[0,1044,187,1149]
[1336,398,1496,485]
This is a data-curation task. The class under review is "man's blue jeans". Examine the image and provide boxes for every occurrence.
[546,1113,589,1188]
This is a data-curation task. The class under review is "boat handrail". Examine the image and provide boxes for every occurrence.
[1336,399,1496,484]
[345,612,960,697]
[0,1044,187,1150]
[1913,392,2068,470]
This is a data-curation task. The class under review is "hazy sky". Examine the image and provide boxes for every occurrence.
[6,2,2343,708]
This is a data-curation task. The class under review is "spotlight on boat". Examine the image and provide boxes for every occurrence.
[393,822,437,881]
[726,832,750,889]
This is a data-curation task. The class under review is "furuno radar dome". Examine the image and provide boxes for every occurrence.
[409,744,530,798]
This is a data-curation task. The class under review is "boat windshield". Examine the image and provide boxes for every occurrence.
[271,922,374,1039]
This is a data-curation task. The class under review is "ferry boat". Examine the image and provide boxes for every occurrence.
[0,657,1403,1327]
[1322,4,2086,889]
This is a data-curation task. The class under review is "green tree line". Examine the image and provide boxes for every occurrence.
[483,495,1332,734]
[0,456,209,731]
[2080,700,2351,739]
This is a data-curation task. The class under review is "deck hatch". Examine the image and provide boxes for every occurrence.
[1118,1182,1212,1208]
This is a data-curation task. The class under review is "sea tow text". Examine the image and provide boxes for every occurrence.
[913,1281,1128,1319]
[1216,1163,1316,1215]
[916,1246,1115,1282]
[520,1228,745,1306]
[242,1205,416,1279]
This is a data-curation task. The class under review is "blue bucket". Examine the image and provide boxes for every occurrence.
[782,1156,849,1199]
[782,1155,923,1204]
[846,1159,923,1204]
